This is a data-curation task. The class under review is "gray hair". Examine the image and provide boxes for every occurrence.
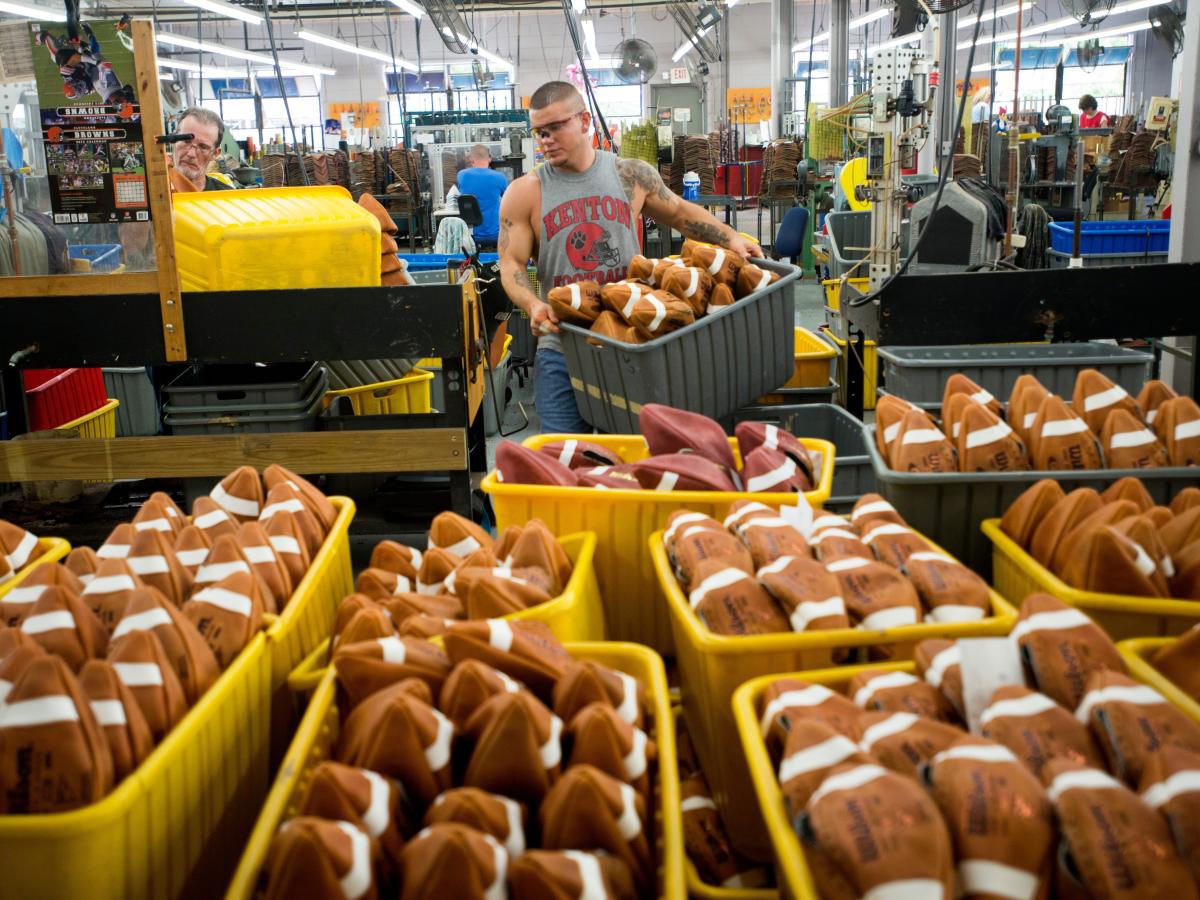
[179,106,225,146]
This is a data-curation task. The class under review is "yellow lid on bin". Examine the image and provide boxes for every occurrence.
[173,185,382,291]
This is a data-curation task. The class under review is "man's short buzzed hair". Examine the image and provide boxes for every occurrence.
[469,143,492,161]
[530,81,585,111]
[179,106,225,146]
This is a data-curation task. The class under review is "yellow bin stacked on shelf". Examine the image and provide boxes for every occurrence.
[173,186,381,291]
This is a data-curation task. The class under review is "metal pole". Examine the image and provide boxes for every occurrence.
[769,0,794,134]
[937,8,958,170]
[830,0,849,109]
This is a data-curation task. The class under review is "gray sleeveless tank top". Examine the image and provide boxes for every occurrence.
[534,150,641,353]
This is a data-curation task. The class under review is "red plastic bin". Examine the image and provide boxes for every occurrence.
[24,368,108,431]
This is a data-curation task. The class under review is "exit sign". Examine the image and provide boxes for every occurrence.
[670,67,690,84]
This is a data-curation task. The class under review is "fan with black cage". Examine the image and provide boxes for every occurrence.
[1077,38,1103,72]
[612,38,658,85]
[1061,0,1118,26]
[1149,3,1185,57]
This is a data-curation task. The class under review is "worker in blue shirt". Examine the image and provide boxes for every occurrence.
[456,144,508,250]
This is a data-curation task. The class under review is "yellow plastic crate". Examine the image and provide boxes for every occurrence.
[821,277,868,311]
[284,531,608,691]
[0,536,71,600]
[323,369,434,415]
[733,653,1200,898]
[781,327,838,389]
[173,186,381,292]
[676,710,777,900]
[265,496,356,690]
[819,326,877,411]
[0,632,272,900]
[983,518,1200,639]
[482,435,836,655]
[226,640,685,900]
[1118,637,1200,725]
[56,397,119,438]
[653,529,1017,861]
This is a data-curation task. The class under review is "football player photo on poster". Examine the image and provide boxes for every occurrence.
[31,15,150,226]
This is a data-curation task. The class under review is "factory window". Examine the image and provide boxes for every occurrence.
[197,76,323,144]
[992,42,1130,118]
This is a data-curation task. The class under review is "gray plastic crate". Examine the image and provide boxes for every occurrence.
[560,258,800,434]
[877,343,1153,409]
[102,367,159,436]
[1048,249,1168,269]
[163,363,325,411]
[863,423,1200,576]
[727,403,875,508]
[164,387,323,435]
[483,351,512,437]
[825,210,909,278]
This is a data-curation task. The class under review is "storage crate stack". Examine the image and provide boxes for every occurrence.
[162,363,328,436]
[759,140,803,201]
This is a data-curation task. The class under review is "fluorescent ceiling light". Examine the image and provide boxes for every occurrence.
[852,8,892,28]
[156,32,336,75]
[297,28,417,69]
[386,0,424,17]
[158,57,253,77]
[179,0,262,25]
[673,27,710,61]
[1057,18,1153,42]
[570,0,586,13]
[581,18,600,64]
[867,31,922,54]
[970,60,1013,70]
[958,0,1163,49]
[440,27,515,69]
[0,0,67,20]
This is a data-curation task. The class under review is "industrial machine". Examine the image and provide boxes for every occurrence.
[851,44,939,288]
[907,181,998,273]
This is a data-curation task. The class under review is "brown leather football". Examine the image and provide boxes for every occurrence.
[686,559,790,635]
[263,817,382,900]
[1000,479,1067,550]
[547,281,603,326]
[1046,758,1198,898]
[800,762,955,898]
[1012,593,1126,710]
[1073,368,1142,436]
[980,683,1103,779]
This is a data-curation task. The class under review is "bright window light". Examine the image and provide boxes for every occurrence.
[179,0,262,26]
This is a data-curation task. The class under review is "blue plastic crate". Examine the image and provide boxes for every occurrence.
[398,252,499,272]
[68,243,122,272]
[1047,219,1170,255]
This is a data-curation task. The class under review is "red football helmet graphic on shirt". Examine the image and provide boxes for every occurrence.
[565,222,622,272]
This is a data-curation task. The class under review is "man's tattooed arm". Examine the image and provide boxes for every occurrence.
[678,217,734,244]
[616,157,674,205]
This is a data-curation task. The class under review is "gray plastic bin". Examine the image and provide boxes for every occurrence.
[728,403,875,508]
[483,350,512,437]
[1048,249,1168,269]
[560,259,800,434]
[509,308,536,364]
[825,210,909,278]
[163,363,325,411]
[863,423,1200,575]
[877,343,1153,410]
[102,367,159,436]
[164,386,324,435]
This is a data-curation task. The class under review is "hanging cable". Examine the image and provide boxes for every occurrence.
[559,0,612,150]
[259,0,310,184]
[846,0,993,308]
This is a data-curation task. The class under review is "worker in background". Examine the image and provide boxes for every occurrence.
[498,80,761,433]
[456,143,507,251]
[1078,95,1111,205]
[1078,94,1111,129]
[170,107,233,192]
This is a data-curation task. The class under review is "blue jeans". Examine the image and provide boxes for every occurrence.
[534,348,591,434]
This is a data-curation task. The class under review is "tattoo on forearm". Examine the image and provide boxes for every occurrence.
[498,215,512,254]
[503,263,538,301]
[679,217,732,244]
[617,158,674,204]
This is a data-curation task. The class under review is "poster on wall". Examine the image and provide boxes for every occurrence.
[31,17,149,225]
[726,87,772,120]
